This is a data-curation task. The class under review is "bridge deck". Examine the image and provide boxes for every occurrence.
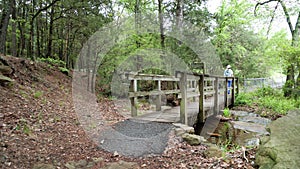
[130,94,228,123]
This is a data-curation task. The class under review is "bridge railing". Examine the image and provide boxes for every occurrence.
[126,72,238,124]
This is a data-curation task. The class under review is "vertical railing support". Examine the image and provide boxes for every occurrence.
[179,72,188,125]
[156,80,162,111]
[198,74,205,123]
[130,79,138,117]
[231,77,235,106]
[214,77,219,115]
[224,77,228,108]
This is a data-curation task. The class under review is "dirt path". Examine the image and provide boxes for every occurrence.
[98,119,173,157]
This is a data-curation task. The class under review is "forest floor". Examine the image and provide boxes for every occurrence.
[1,55,258,169]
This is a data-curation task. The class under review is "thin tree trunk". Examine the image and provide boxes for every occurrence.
[0,1,12,55]
[46,6,54,58]
[158,0,165,48]
[11,0,17,57]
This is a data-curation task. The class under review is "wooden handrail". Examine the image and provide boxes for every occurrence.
[127,72,239,125]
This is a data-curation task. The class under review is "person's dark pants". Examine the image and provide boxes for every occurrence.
[227,80,232,94]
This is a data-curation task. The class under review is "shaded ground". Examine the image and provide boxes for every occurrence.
[1,55,257,168]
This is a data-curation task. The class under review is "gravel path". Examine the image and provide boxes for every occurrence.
[98,119,173,157]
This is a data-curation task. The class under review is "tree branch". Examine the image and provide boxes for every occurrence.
[254,0,278,17]
[267,1,280,37]
[279,1,294,35]
[32,0,60,21]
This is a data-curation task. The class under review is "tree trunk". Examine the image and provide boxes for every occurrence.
[0,1,12,55]
[46,6,55,58]
[158,0,165,48]
[11,0,17,57]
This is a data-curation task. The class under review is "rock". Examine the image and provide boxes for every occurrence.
[256,110,300,168]
[65,162,76,169]
[182,133,206,145]
[172,123,195,134]
[174,128,185,136]
[104,160,138,169]
[203,144,223,158]
[32,163,56,169]
[0,74,13,83]
[231,121,269,135]
[0,65,13,75]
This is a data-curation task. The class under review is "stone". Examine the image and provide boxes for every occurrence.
[203,144,223,158]
[174,128,185,136]
[104,160,138,169]
[32,163,56,169]
[182,133,206,145]
[65,162,76,169]
[172,123,195,134]
[256,110,300,168]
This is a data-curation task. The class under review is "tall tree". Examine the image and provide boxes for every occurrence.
[0,0,13,55]
[255,0,300,97]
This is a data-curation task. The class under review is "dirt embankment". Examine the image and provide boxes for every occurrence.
[0,55,121,168]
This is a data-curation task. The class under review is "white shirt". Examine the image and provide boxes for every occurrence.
[224,68,233,77]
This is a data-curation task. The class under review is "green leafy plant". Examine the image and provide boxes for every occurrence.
[223,108,231,118]
[33,91,43,99]
[38,57,66,67]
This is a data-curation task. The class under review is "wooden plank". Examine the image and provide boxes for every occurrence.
[231,77,235,107]
[156,80,162,111]
[224,77,228,108]
[214,77,219,115]
[179,72,188,125]
[198,74,205,123]
[130,79,138,117]
[128,89,180,97]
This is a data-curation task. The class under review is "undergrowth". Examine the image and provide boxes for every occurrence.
[235,86,299,116]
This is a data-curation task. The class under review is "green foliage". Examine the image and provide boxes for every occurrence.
[33,91,43,99]
[58,67,69,75]
[258,96,296,115]
[38,57,66,67]
[235,87,299,115]
[235,92,252,106]
[223,108,231,118]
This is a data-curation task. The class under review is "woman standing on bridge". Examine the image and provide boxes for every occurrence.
[224,65,234,94]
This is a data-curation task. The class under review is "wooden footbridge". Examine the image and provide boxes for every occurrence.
[124,71,239,126]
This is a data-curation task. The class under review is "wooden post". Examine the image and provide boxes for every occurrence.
[224,77,228,108]
[179,72,188,124]
[198,74,205,123]
[156,80,162,111]
[231,77,235,107]
[130,79,138,117]
[214,77,219,115]
[236,78,239,95]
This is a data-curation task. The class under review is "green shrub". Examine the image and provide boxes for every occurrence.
[38,57,66,67]
[235,92,252,106]
[223,108,231,118]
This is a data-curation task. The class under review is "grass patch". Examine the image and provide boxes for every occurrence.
[235,86,299,116]
[33,91,43,99]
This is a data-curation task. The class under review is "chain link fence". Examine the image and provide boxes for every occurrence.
[242,77,286,92]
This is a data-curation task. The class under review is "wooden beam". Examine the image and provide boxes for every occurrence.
[179,72,188,124]
[198,74,205,123]
[156,80,162,111]
[231,77,235,107]
[224,77,228,108]
[214,77,219,115]
[130,79,138,117]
